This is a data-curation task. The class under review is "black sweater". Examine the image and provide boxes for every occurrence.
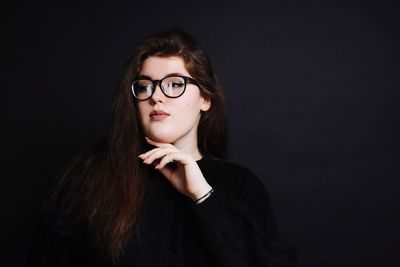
[30,157,295,266]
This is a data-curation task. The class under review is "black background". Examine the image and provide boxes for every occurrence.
[1,0,399,266]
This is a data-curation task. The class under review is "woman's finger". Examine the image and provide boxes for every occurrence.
[139,137,176,159]
[156,152,192,169]
[138,147,160,160]
[142,147,178,165]
[155,152,178,169]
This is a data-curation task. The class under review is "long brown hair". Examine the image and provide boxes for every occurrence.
[49,29,226,262]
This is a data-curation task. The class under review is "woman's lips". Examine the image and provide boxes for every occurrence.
[150,110,170,121]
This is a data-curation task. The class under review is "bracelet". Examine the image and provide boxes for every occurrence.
[194,188,214,204]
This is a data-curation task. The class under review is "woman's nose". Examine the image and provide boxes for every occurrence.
[150,84,165,102]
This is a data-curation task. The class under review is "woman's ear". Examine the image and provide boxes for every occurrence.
[200,96,211,112]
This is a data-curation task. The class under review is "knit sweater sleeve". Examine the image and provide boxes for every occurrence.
[190,161,295,267]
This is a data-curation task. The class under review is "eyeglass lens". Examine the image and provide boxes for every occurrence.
[132,76,186,100]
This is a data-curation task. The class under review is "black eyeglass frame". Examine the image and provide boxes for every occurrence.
[131,74,199,101]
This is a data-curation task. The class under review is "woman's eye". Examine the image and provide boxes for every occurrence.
[137,86,147,92]
[171,82,184,88]
[136,84,153,96]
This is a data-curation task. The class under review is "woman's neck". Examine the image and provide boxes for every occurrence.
[173,137,202,160]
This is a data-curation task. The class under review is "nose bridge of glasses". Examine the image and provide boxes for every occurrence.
[151,79,162,89]
[150,79,164,98]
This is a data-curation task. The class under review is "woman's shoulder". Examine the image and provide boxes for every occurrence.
[198,157,272,209]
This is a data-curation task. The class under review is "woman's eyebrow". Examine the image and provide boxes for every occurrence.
[136,72,187,80]
[165,72,186,77]
[136,74,152,80]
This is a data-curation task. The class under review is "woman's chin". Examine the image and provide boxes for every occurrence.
[147,134,177,144]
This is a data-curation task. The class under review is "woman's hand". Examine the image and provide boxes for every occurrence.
[138,137,212,202]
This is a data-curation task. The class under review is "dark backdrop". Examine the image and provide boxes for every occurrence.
[1,0,399,266]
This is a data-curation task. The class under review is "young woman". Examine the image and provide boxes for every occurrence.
[31,29,295,266]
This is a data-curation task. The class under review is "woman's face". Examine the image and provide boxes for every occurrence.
[137,56,211,149]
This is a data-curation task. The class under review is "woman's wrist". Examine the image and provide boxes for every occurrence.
[190,183,212,200]
[193,187,214,204]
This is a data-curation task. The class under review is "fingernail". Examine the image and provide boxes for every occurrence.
[155,164,159,169]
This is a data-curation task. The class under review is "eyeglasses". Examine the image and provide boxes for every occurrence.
[131,75,199,101]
